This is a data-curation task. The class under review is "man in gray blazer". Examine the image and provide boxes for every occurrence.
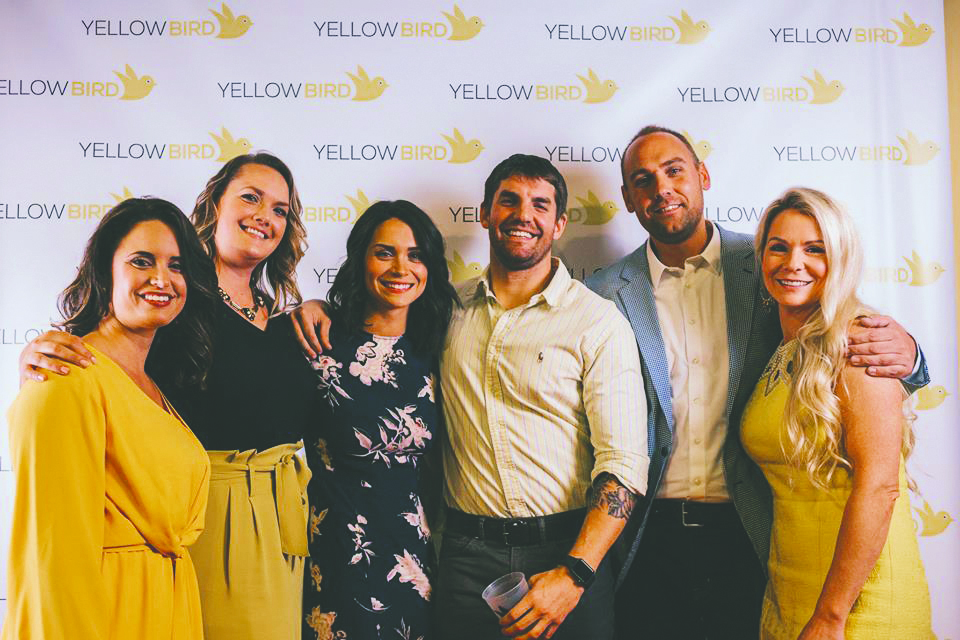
[584,125,926,639]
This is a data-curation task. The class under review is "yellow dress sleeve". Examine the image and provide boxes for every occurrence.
[4,373,110,639]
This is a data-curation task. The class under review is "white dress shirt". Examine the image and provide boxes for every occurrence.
[648,226,731,501]
[441,259,649,517]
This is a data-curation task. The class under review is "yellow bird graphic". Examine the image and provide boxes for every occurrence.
[897,130,940,166]
[902,250,945,286]
[442,128,485,164]
[577,69,618,104]
[210,3,253,39]
[915,384,949,410]
[670,10,711,45]
[209,127,252,162]
[892,12,934,47]
[802,70,844,105]
[574,191,619,226]
[914,499,954,536]
[447,251,484,283]
[110,186,135,203]
[443,5,484,41]
[681,130,713,162]
[345,189,372,223]
[113,64,155,100]
[346,66,388,102]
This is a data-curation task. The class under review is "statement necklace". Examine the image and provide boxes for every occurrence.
[218,287,264,322]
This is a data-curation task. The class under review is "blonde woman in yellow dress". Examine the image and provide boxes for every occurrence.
[740,187,932,639]
[3,198,217,639]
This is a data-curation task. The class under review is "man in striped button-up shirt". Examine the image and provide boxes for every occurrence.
[433,154,649,640]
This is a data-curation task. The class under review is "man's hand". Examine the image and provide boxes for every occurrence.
[289,299,332,357]
[19,330,93,386]
[847,315,917,379]
[499,567,583,639]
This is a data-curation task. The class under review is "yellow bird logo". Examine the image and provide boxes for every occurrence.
[442,128,485,164]
[443,5,484,41]
[447,250,484,283]
[914,499,954,536]
[113,64,155,100]
[892,12,934,47]
[345,189,372,223]
[902,250,945,286]
[110,186,135,203]
[577,69,618,104]
[670,10,711,44]
[681,130,713,162]
[914,384,950,411]
[347,66,389,102]
[209,127,252,162]
[573,191,619,226]
[210,3,253,39]
[802,70,844,105]
[897,130,940,166]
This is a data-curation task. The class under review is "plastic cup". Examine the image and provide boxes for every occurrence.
[482,572,529,617]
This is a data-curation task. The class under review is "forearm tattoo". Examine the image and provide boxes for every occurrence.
[586,472,636,520]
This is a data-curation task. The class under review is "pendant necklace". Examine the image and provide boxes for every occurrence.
[218,287,264,322]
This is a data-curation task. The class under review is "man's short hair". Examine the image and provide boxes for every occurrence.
[481,154,568,219]
[620,125,701,180]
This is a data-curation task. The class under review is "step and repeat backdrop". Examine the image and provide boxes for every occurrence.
[1,0,957,633]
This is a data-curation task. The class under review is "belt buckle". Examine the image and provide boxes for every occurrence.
[681,501,704,528]
[502,519,527,546]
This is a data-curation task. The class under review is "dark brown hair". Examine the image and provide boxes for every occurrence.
[326,200,460,358]
[57,197,218,386]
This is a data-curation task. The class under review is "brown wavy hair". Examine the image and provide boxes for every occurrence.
[192,152,307,313]
[56,197,218,387]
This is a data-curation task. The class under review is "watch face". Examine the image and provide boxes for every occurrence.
[562,556,595,587]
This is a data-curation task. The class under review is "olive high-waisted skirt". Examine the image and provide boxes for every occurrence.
[190,442,311,640]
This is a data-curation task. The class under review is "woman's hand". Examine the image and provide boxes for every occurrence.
[19,331,94,385]
[797,613,846,640]
[289,300,332,357]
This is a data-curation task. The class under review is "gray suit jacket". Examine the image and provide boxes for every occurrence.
[585,224,930,588]
[585,225,783,587]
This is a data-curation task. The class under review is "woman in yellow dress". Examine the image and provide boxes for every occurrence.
[740,187,933,639]
[18,153,315,640]
[4,198,217,639]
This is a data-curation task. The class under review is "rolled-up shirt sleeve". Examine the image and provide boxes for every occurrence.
[582,311,649,496]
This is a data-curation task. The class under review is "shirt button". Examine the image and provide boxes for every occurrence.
[684,283,692,289]
[693,478,702,486]
[694,437,702,445]
[689,319,696,325]
[693,397,701,405]
[692,357,700,365]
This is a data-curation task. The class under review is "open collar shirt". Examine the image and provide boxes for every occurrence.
[647,226,731,501]
[441,259,649,518]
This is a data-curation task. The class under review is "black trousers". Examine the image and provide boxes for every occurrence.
[434,530,615,640]
[615,501,766,640]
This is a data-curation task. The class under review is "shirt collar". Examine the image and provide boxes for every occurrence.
[473,257,570,308]
[646,222,723,287]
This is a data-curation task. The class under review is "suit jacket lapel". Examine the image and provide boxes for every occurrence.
[719,226,758,419]
[616,244,675,433]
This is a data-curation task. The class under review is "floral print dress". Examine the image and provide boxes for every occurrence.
[304,331,436,640]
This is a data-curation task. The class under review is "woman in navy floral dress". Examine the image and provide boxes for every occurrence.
[303,201,459,640]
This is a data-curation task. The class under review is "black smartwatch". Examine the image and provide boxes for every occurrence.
[558,555,596,589]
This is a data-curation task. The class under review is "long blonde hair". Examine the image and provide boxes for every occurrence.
[192,152,307,314]
[755,187,914,489]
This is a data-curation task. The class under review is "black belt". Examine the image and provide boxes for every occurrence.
[445,508,585,547]
[649,499,738,528]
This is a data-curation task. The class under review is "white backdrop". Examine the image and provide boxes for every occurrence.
[1,0,957,634]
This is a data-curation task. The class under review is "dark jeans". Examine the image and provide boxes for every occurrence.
[615,501,766,640]
[434,531,615,640]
